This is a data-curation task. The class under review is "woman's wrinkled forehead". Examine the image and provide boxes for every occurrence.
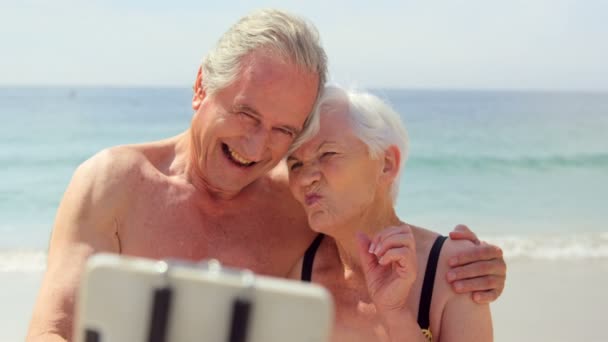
[288,106,357,159]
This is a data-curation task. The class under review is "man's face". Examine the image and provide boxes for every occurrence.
[191,50,319,196]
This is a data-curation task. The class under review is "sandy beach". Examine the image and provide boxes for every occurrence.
[491,259,608,342]
[0,271,43,342]
[2,257,607,342]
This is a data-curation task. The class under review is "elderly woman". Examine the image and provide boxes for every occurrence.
[287,86,493,341]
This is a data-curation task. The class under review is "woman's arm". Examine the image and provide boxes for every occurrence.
[441,292,492,341]
[437,239,493,342]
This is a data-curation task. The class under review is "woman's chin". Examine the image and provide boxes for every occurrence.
[308,214,330,234]
[308,212,342,235]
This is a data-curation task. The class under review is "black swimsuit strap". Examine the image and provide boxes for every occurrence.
[301,234,325,282]
[417,235,448,330]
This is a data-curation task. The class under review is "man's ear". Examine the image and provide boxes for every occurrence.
[192,66,206,110]
[380,145,401,184]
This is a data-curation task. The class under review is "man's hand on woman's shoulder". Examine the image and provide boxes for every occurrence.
[446,224,507,304]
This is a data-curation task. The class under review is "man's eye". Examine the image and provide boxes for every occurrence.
[239,112,257,121]
[321,151,336,158]
[275,127,295,137]
[289,162,302,170]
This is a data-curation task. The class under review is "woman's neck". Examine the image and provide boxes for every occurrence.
[329,197,402,279]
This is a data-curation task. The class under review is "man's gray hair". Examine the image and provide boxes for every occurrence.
[290,86,409,202]
[201,8,327,97]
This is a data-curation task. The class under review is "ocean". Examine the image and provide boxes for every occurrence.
[1,87,607,272]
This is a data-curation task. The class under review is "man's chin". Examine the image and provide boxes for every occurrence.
[216,174,261,194]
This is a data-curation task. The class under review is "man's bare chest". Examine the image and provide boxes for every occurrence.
[116,193,312,276]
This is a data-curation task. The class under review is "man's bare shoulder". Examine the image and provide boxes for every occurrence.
[67,141,177,212]
[77,145,149,187]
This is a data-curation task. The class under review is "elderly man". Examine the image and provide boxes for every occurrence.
[27,9,506,341]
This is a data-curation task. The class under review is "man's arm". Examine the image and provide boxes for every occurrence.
[447,224,507,304]
[26,149,128,341]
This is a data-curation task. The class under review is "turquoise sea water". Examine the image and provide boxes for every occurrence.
[1,87,607,269]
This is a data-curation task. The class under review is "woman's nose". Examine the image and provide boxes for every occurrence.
[298,162,321,188]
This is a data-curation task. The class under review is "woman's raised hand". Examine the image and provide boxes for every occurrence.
[356,224,417,314]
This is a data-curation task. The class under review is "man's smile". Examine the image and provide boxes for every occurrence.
[222,143,257,167]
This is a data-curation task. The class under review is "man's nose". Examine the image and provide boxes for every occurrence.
[243,125,271,160]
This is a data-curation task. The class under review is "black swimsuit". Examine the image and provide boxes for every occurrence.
[301,234,447,342]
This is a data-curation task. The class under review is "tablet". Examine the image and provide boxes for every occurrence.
[74,253,333,342]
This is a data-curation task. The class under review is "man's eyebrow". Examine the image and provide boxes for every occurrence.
[286,155,299,162]
[234,104,261,117]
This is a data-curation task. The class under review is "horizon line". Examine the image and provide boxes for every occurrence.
[1,84,607,95]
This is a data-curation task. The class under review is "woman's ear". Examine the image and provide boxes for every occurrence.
[192,66,206,110]
[380,145,401,183]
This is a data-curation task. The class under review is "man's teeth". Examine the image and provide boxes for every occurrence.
[228,147,253,165]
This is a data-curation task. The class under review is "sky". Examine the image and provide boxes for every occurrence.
[1,0,607,91]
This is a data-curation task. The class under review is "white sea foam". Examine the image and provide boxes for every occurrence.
[2,232,608,273]
[484,232,608,260]
[0,250,46,272]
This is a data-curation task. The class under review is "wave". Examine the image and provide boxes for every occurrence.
[2,232,608,273]
[411,153,608,171]
[0,250,46,272]
[484,232,608,260]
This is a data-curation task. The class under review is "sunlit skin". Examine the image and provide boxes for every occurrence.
[287,104,493,341]
[26,44,505,342]
[25,50,321,341]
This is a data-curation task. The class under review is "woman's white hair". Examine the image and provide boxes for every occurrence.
[290,86,409,201]
[201,8,327,100]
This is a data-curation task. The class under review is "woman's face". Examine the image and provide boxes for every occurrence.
[287,105,384,233]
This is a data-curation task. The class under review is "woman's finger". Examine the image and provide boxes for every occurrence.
[370,224,412,253]
[377,246,415,269]
[356,232,379,275]
[373,232,414,258]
